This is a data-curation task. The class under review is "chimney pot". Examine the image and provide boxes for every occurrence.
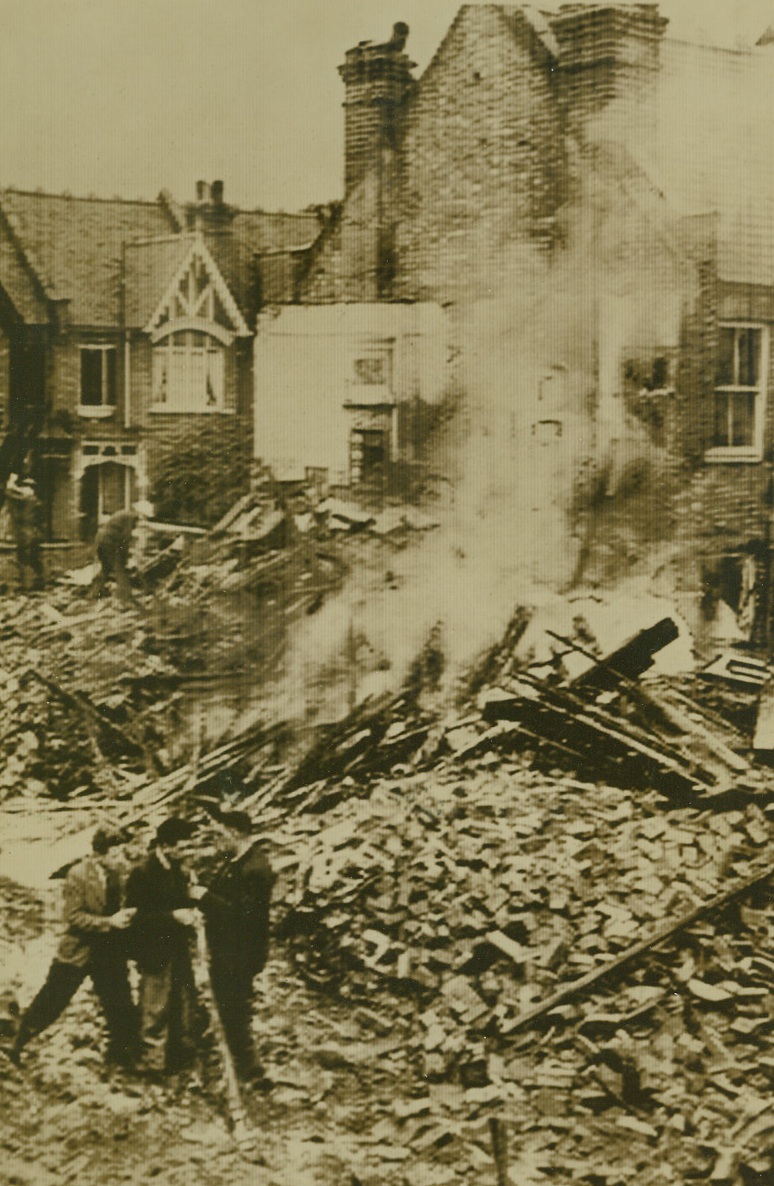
[390,22,409,51]
[196,180,209,202]
[211,180,224,204]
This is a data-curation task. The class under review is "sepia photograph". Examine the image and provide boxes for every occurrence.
[1,0,774,1182]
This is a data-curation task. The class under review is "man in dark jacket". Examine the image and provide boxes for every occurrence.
[9,825,137,1066]
[191,807,274,1079]
[125,817,200,1076]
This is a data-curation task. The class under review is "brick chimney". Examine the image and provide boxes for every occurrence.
[550,4,668,123]
[187,179,236,231]
[338,22,416,195]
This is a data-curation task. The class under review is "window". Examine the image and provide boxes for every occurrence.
[351,345,393,391]
[152,331,225,413]
[353,356,387,385]
[708,325,768,460]
[79,346,117,414]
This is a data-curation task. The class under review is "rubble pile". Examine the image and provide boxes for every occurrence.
[6,493,774,1180]
[263,757,774,1183]
[0,591,201,800]
[188,606,774,1182]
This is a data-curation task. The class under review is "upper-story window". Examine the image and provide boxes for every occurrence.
[152,330,224,413]
[79,345,117,416]
[707,324,768,462]
[346,343,394,408]
[354,356,388,385]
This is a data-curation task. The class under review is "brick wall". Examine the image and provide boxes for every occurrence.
[44,330,251,536]
[311,4,671,304]
[392,5,568,302]
[132,335,252,505]
[302,4,774,592]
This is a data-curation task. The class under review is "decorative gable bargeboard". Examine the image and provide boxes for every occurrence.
[144,234,251,415]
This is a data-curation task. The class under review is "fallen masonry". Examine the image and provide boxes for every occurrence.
[5,535,774,1180]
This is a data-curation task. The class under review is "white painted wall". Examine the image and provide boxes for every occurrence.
[254,303,448,484]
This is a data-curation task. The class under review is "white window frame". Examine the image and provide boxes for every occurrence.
[345,342,395,409]
[151,330,227,414]
[706,322,768,463]
[78,344,117,418]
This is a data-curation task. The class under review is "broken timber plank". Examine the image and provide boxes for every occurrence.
[504,857,774,1035]
[27,669,145,760]
[570,617,678,691]
[453,719,590,766]
[699,653,768,690]
[547,630,749,775]
[754,678,774,752]
[483,679,709,794]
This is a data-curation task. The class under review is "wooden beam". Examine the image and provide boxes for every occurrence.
[504,858,774,1034]
[569,617,678,691]
[546,630,749,774]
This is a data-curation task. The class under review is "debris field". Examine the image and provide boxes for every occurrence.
[2,496,774,1185]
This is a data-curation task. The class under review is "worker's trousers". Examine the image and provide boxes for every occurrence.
[136,958,197,1073]
[14,956,137,1062]
[209,960,257,1074]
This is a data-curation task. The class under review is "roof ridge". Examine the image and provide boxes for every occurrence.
[3,187,163,207]
[235,208,319,219]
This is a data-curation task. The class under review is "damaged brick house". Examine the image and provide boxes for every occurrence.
[254,3,774,633]
[0,182,316,540]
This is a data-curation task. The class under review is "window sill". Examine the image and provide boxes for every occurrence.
[77,405,116,419]
[149,404,233,415]
[704,448,763,464]
[343,395,395,409]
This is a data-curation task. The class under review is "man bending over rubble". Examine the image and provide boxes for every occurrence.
[125,817,201,1078]
[91,500,152,603]
[190,802,275,1082]
[8,825,138,1068]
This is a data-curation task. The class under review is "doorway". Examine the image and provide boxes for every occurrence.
[350,428,387,485]
[79,462,136,541]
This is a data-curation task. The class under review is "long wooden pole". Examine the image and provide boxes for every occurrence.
[194,918,256,1155]
[505,857,774,1034]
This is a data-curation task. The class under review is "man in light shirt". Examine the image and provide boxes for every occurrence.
[9,825,137,1067]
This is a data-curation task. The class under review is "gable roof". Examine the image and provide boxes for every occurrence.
[0,190,321,330]
[324,4,774,298]
[0,190,175,326]
[124,235,195,329]
[232,210,319,256]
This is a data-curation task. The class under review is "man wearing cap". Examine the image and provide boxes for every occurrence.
[190,806,275,1080]
[9,825,137,1067]
[125,817,200,1076]
[5,474,44,592]
[91,501,152,604]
